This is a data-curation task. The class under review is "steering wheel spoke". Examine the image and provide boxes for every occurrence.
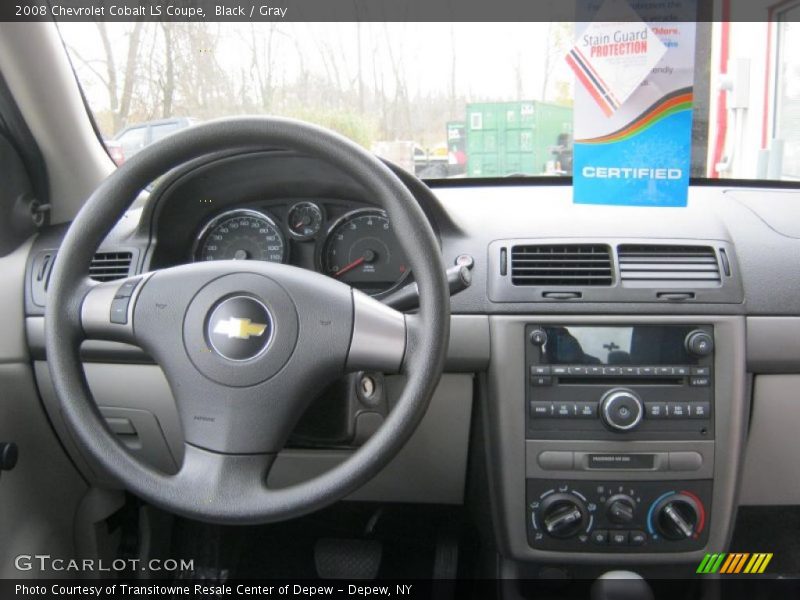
[345,290,407,373]
[175,443,277,506]
[80,274,152,344]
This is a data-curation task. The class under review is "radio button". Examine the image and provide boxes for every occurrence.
[622,367,639,376]
[576,402,598,418]
[530,366,551,376]
[645,402,668,419]
[588,366,604,376]
[667,403,690,418]
[531,376,553,386]
[603,366,621,375]
[657,367,674,375]
[538,451,574,470]
[689,376,710,387]
[629,530,647,546]
[688,402,711,419]
[669,451,703,471]
[554,403,574,417]
[609,531,629,546]
[691,367,710,376]
[591,530,609,545]
[640,366,655,376]
[674,366,690,376]
[552,366,569,376]
[569,366,587,375]
[530,402,553,417]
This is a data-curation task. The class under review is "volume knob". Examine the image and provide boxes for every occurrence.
[600,388,644,432]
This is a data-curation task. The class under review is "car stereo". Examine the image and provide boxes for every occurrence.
[525,324,714,441]
[523,323,715,552]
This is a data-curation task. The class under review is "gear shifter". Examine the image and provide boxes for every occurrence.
[591,571,654,600]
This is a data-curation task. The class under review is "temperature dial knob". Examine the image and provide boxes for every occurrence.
[600,388,644,432]
[653,494,702,540]
[539,493,588,539]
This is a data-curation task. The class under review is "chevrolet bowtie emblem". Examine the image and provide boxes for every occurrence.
[213,317,268,340]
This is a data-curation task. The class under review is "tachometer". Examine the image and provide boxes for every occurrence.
[194,209,286,263]
[321,209,410,295]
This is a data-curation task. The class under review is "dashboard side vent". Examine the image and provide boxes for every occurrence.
[511,244,613,286]
[618,245,721,286]
[89,251,133,282]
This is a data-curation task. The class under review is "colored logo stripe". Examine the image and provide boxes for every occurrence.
[577,89,694,145]
[573,47,622,108]
[565,50,617,117]
[698,553,773,574]
[745,553,773,574]
[697,553,726,574]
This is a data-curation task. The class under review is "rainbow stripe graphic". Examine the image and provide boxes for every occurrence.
[696,552,774,575]
[565,46,622,117]
[577,87,693,145]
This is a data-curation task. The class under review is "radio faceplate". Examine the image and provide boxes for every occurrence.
[525,324,715,441]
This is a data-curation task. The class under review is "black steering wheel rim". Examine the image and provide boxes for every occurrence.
[45,117,450,524]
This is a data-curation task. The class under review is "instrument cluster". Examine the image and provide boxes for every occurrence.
[191,200,411,297]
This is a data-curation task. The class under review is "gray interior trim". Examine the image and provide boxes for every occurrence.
[269,374,474,504]
[486,315,747,564]
[526,440,714,481]
[34,360,474,504]
[0,363,88,578]
[26,314,491,370]
[0,238,33,364]
[0,23,112,223]
[747,317,800,373]
[739,375,800,505]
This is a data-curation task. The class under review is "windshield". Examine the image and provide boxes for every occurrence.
[58,21,793,182]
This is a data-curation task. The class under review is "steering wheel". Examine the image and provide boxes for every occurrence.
[45,118,449,524]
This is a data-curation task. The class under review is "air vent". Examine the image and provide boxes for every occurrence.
[511,244,613,286]
[618,245,721,286]
[89,252,133,282]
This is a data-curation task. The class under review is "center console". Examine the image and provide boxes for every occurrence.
[487,316,747,564]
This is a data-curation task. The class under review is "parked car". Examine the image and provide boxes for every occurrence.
[111,117,198,164]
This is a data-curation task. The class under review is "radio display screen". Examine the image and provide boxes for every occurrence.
[540,325,701,365]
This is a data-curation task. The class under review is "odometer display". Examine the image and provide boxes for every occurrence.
[322,209,409,295]
[195,209,286,263]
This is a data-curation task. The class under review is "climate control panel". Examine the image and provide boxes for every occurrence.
[527,479,711,552]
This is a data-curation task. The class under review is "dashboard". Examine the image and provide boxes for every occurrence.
[22,147,800,573]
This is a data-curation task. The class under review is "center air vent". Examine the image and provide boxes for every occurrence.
[89,251,133,282]
[511,244,613,286]
[617,245,721,287]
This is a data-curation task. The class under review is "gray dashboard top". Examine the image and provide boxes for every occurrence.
[23,151,800,318]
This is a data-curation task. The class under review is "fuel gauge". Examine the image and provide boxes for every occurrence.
[287,201,324,241]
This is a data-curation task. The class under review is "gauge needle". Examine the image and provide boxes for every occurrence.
[333,256,366,277]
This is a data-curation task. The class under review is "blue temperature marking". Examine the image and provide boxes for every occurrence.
[647,491,675,535]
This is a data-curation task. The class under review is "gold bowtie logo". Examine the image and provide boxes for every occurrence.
[213,317,268,340]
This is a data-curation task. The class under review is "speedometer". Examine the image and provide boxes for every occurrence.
[194,209,286,263]
[321,209,410,296]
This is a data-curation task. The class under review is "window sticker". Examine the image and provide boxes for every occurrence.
[569,0,696,207]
